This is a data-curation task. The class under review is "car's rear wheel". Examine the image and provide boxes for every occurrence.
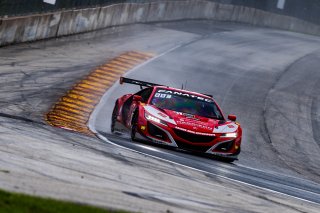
[131,110,138,141]
[111,102,118,133]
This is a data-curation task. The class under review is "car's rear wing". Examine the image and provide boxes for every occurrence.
[119,77,163,88]
[119,76,213,98]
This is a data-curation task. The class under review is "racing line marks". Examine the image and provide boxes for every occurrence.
[46,51,154,135]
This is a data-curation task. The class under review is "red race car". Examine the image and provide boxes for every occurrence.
[111,77,242,162]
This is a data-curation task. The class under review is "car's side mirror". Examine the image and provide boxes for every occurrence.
[133,95,143,102]
[228,114,237,122]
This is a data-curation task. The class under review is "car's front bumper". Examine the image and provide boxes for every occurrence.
[137,121,241,159]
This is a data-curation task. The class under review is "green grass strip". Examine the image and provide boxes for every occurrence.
[0,188,128,213]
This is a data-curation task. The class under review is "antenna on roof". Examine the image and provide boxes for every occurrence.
[181,80,187,90]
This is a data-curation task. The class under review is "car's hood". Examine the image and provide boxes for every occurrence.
[163,109,217,133]
[144,105,238,133]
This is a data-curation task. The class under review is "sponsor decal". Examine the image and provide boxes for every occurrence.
[176,120,213,131]
[209,151,231,156]
[157,112,167,118]
[176,112,198,120]
[140,125,146,131]
[154,93,172,99]
[43,0,56,4]
[157,89,213,103]
[175,126,215,136]
[227,125,234,128]
[144,105,176,125]
[150,137,169,144]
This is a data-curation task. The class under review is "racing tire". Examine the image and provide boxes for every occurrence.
[111,102,118,133]
[131,110,138,141]
[221,158,235,163]
[221,147,241,163]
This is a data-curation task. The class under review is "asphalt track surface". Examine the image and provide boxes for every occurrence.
[1,20,320,212]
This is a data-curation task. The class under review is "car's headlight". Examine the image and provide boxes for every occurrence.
[145,112,167,126]
[221,132,237,138]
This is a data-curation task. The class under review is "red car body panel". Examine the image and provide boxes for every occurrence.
[111,78,242,161]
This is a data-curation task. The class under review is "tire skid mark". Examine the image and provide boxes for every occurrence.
[46,51,154,135]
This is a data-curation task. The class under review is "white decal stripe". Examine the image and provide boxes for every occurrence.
[144,105,176,125]
[213,124,238,133]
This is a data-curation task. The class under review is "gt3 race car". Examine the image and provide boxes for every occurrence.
[111,77,242,162]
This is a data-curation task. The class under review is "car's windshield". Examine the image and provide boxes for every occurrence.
[150,89,223,119]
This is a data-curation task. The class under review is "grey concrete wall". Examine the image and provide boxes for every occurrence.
[208,0,320,26]
[1,0,320,46]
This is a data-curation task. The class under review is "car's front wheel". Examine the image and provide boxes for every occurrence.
[111,102,118,133]
[220,147,241,163]
[131,110,138,141]
[221,158,235,163]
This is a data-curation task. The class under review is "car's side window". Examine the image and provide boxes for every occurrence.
[136,88,153,102]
